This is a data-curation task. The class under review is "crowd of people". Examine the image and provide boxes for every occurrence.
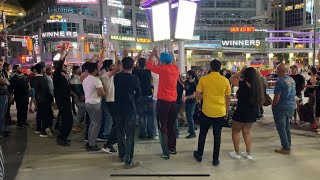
[1,45,320,169]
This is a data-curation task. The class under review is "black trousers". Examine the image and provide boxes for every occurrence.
[114,113,136,165]
[15,96,29,126]
[197,114,223,161]
[105,102,117,147]
[57,99,73,140]
[36,101,52,131]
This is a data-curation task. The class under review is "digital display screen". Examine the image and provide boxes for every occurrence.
[57,0,99,4]
[175,0,197,40]
[152,2,171,41]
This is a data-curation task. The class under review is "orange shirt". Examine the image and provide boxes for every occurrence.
[146,61,179,102]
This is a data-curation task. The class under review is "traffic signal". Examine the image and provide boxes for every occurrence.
[27,39,33,51]
[21,55,26,63]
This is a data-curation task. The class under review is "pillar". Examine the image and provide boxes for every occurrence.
[269,32,273,49]
[268,53,274,68]
[186,50,192,71]
[308,52,313,66]
[245,53,251,67]
[256,0,263,16]
[178,41,186,73]
[289,53,294,65]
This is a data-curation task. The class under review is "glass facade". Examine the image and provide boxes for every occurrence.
[200,0,256,8]
[285,0,304,27]
[43,23,79,32]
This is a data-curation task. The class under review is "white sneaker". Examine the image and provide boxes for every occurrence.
[35,130,41,134]
[229,151,241,159]
[241,152,253,160]
[45,128,53,137]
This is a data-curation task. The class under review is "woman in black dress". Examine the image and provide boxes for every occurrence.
[229,67,264,160]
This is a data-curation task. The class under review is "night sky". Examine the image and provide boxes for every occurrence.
[5,0,41,10]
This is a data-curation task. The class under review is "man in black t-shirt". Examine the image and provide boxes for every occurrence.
[9,65,29,128]
[289,65,305,123]
[133,58,154,139]
[114,57,141,169]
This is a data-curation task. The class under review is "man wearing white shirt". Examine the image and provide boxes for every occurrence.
[83,63,105,151]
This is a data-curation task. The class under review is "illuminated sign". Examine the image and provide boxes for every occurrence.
[107,0,124,8]
[47,15,66,23]
[136,38,151,43]
[50,15,63,19]
[221,40,261,46]
[56,0,98,4]
[137,20,148,28]
[111,17,131,26]
[32,35,39,54]
[42,31,78,38]
[230,26,256,33]
[110,35,135,41]
[103,17,108,35]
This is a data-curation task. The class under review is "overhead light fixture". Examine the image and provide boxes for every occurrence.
[18,13,24,16]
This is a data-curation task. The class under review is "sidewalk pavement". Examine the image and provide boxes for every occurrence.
[2,106,320,180]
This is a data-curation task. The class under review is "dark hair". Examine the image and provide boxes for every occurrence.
[72,65,80,72]
[210,59,222,72]
[82,62,89,72]
[87,62,98,74]
[101,60,113,71]
[12,64,20,70]
[122,57,134,70]
[3,62,9,68]
[187,70,198,82]
[138,58,146,68]
[310,67,317,75]
[242,67,264,106]
[34,63,44,74]
[31,66,35,72]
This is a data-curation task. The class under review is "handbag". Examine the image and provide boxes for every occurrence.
[263,93,272,106]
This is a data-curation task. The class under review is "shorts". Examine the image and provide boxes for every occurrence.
[29,88,35,98]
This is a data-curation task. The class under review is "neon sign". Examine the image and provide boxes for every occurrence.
[107,0,124,9]
[42,31,78,38]
[111,17,131,26]
[57,0,98,4]
[221,40,261,46]
[136,38,151,43]
[110,35,135,41]
[230,26,255,33]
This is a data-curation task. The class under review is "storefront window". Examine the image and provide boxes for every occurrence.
[84,24,101,34]
[43,23,79,32]
[136,27,148,37]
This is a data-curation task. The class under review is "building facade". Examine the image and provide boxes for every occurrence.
[8,0,151,63]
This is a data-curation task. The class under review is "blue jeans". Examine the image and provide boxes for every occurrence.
[138,96,154,137]
[176,104,182,136]
[0,95,8,134]
[273,108,294,150]
[99,99,112,138]
[185,102,196,134]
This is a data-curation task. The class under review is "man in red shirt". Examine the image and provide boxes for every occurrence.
[147,50,179,159]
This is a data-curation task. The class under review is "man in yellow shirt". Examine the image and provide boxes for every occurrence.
[193,59,231,166]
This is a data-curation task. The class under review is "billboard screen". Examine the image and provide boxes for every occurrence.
[175,0,197,39]
[57,0,99,4]
[152,2,171,41]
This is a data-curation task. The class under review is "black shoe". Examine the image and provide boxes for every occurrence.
[186,133,196,139]
[169,150,177,155]
[147,135,154,139]
[212,160,220,166]
[4,131,10,135]
[66,139,71,143]
[39,131,48,138]
[57,138,70,146]
[23,122,30,126]
[86,145,100,151]
[124,162,140,169]
[194,151,202,162]
[138,135,146,140]
[0,133,10,137]
[17,124,24,129]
